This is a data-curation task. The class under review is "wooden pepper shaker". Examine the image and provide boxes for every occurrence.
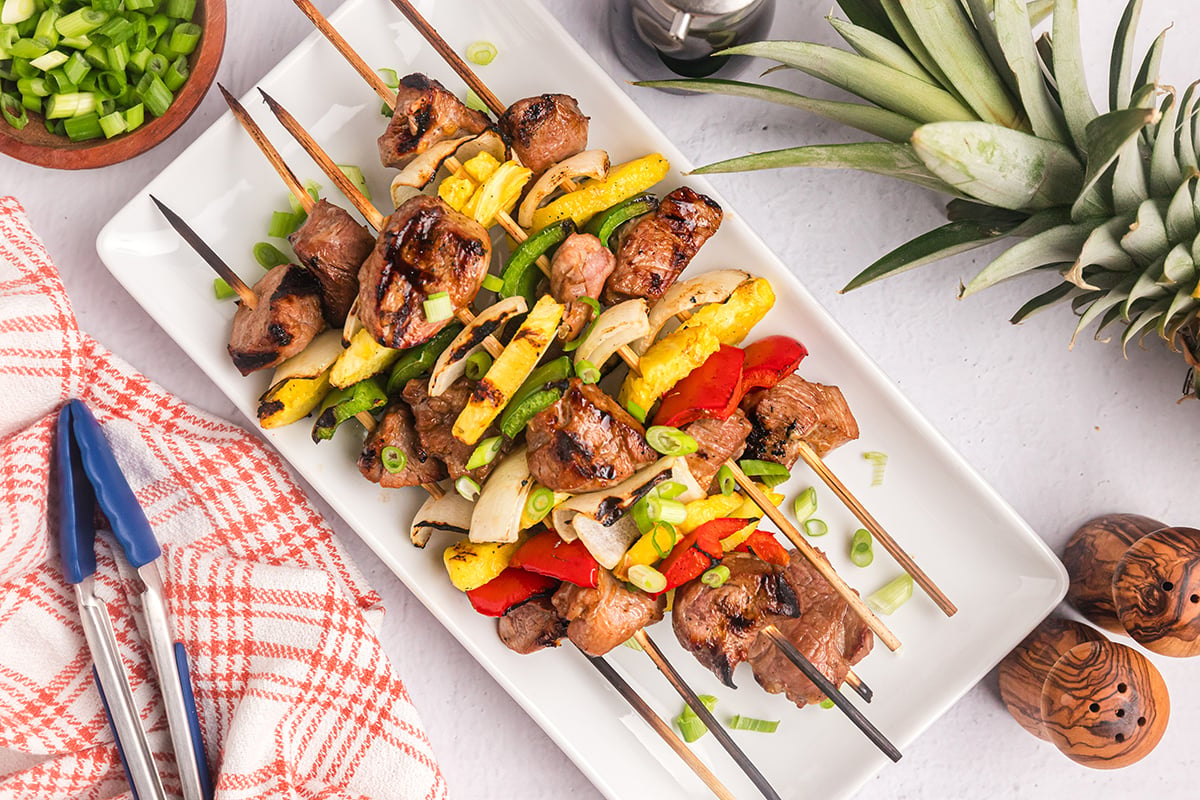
[1063,514,1200,657]
[998,617,1170,768]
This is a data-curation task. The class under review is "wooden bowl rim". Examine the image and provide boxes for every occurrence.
[0,0,227,170]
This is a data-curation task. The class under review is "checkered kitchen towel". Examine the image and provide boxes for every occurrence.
[0,196,448,799]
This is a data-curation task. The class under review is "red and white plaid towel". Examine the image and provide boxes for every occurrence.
[0,197,448,800]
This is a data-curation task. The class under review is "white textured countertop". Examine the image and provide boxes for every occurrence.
[5,1,1199,798]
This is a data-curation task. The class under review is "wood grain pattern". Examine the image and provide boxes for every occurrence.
[1113,526,1200,657]
[998,617,1105,740]
[1063,514,1165,633]
[1039,640,1169,769]
[0,0,226,170]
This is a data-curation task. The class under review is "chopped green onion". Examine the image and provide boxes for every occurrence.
[146,13,171,43]
[464,349,492,381]
[646,426,698,457]
[648,521,675,558]
[737,458,790,488]
[524,486,556,525]
[727,715,779,733]
[96,70,125,97]
[464,88,487,112]
[627,563,667,594]
[792,486,817,521]
[63,110,102,140]
[819,698,835,709]
[106,41,129,72]
[576,358,600,385]
[863,450,888,487]
[213,277,235,300]
[337,163,371,202]
[621,636,644,651]
[268,209,305,238]
[98,109,125,138]
[59,35,91,50]
[717,464,736,496]
[380,99,392,118]
[850,529,873,567]
[701,565,730,588]
[803,518,828,537]
[642,494,687,527]
[0,25,19,56]
[1,0,36,26]
[126,0,156,10]
[20,94,40,113]
[465,436,502,471]
[30,50,68,71]
[380,446,407,474]
[377,67,399,88]
[136,71,172,117]
[626,401,646,424]
[55,8,106,38]
[561,297,600,352]
[165,0,197,20]
[128,47,151,73]
[168,22,200,55]
[481,273,504,293]
[423,291,453,323]
[867,574,914,616]
[92,17,134,48]
[10,37,48,59]
[1,92,27,129]
[465,40,497,66]
[253,241,291,270]
[674,695,718,743]
[654,481,686,500]
[123,102,144,132]
[34,8,60,48]
[455,475,481,502]
[61,52,89,85]
[162,55,188,93]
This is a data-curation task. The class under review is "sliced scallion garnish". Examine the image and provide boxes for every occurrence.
[253,241,290,270]
[701,565,730,588]
[803,518,828,537]
[738,458,790,488]
[464,88,488,113]
[642,494,687,527]
[465,40,497,66]
[380,446,407,474]
[455,474,481,502]
[465,436,502,471]
[863,450,888,487]
[792,486,817,521]
[213,277,235,300]
[867,574,914,615]
[626,400,646,424]
[727,715,779,733]
[849,528,873,567]
[819,698,835,709]
[674,695,718,743]
[646,425,698,457]
[648,521,675,559]
[464,350,493,381]
[716,464,736,496]
[337,163,371,202]
[423,291,453,323]
[627,563,667,594]
[524,486,555,524]
[481,273,504,293]
[576,358,600,385]
[377,67,399,88]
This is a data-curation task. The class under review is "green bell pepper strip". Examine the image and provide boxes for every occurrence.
[311,377,388,443]
[500,219,574,304]
[584,193,659,249]
[499,388,563,440]
[385,322,462,396]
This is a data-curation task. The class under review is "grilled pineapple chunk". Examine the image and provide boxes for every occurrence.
[330,329,402,388]
[443,537,523,592]
[256,330,343,428]
[453,294,564,446]
[618,324,720,414]
[677,277,775,345]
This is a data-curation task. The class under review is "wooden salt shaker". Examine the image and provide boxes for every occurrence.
[999,617,1170,768]
[1063,514,1200,657]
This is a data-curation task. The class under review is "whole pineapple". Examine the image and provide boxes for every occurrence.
[644,0,1200,395]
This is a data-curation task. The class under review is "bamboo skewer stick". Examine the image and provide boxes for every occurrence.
[149,196,258,310]
[845,668,873,703]
[795,442,957,616]
[218,84,315,217]
[255,88,505,359]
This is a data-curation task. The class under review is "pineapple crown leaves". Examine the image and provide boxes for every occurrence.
[637,0,1200,368]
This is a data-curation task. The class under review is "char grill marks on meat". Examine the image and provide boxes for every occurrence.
[228,263,324,376]
[357,401,447,487]
[672,553,800,688]
[603,187,723,305]
[741,374,859,468]
[403,376,508,482]
[288,199,375,326]
[377,73,490,170]
[498,594,567,654]
[358,195,491,350]
[747,550,873,707]
[683,411,752,493]
[550,232,615,340]
[497,93,589,175]
[525,378,657,493]
[553,568,666,657]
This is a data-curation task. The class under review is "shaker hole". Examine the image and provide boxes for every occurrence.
[1117,683,1127,693]
[1116,709,1125,718]
[1138,717,1146,727]
[1115,733,1125,743]
[1191,594,1199,604]
[1162,581,1175,592]
[1089,702,1100,712]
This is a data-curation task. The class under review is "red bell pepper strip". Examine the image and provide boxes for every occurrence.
[467,568,559,617]
[510,528,600,588]
[652,345,745,428]
[735,530,791,567]
[740,335,807,393]
[657,517,744,593]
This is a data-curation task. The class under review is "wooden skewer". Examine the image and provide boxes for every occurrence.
[635,631,782,800]
[149,195,258,310]
[218,84,315,217]
[845,668,872,703]
[290,0,402,107]
[255,87,505,359]
[796,442,957,617]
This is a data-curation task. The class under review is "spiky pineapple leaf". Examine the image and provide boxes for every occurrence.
[1072,277,1135,347]
[716,42,975,124]
[1160,286,1198,338]
[901,0,1024,128]
[912,122,1083,210]
[1123,297,1171,355]
[876,0,958,91]
[963,0,1022,100]
[690,142,963,196]
[1065,217,1134,289]
[841,219,1023,291]
[1133,27,1169,107]
[1123,254,1168,316]
[827,16,935,84]
[1011,282,1078,323]
[1110,0,1145,112]
[1121,199,1170,265]
[1177,82,1200,172]
[1052,0,1101,155]
[836,0,902,45]
[1162,242,1196,286]
[634,79,920,143]
[964,220,1092,295]
[1073,107,1158,220]
[1165,177,1198,243]
[945,198,1031,226]
[1150,92,1185,196]
[994,0,1070,143]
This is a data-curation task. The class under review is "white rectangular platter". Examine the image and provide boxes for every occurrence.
[97,0,1068,797]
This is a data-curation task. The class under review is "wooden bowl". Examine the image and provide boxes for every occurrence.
[0,0,226,170]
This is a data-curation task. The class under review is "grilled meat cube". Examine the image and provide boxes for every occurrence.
[525,378,656,493]
[603,187,723,305]
[683,410,753,493]
[228,263,324,376]
[549,232,615,340]
[747,549,873,707]
[672,552,800,688]
[377,73,490,170]
[553,568,666,656]
[498,593,568,654]
[497,93,589,175]
[403,376,508,482]
[358,196,491,350]
[741,374,859,468]
[357,402,447,487]
[288,199,375,326]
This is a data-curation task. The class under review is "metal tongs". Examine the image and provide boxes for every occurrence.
[56,399,214,800]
